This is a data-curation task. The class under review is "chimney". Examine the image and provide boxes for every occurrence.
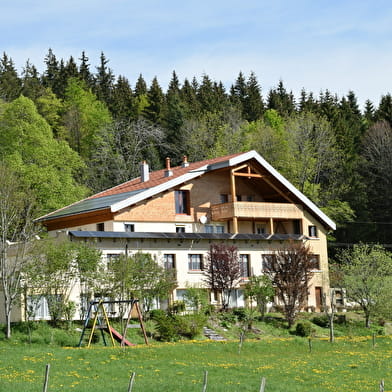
[164,157,173,177]
[182,155,189,168]
[140,161,149,182]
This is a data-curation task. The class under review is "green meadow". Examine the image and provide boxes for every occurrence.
[1,336,392,392]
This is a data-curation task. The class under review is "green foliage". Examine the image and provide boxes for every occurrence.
[335,243,392,327]
[311,315,329,328]
[0,96,87,214]
[244,275,274,319]
[295,320,314,337]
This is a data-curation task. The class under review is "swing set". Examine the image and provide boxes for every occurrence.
[78,299,148,347]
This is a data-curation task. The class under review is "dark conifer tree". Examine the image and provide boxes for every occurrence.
[267,80,296,115]
[143,76,165,124]
[94,52,114,107]
[231,71,247,112]
[134,73,147,96]
[364,99,375,125]
[244,71,264,121]
[42,49,60,95]
[197,74,215,112]
[21,60,43,100]
[0,52,22,101]
[180,77,199,116]
[376,94,392,127]
[79,51,93,88]
[111,75,134,120]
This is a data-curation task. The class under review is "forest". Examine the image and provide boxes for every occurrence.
[0,49,391,249]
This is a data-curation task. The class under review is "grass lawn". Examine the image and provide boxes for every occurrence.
[1,335,392,391]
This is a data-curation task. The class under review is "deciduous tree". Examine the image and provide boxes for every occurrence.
[204,243,241,310]
[264,241,314,328]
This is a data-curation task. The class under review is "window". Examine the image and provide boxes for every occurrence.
[220,194,228,203]
[106,254,121,268]
[239,254,250,278]
[176,225,186,233]
[262,254,274,271]
[188,254,203,271]
[175,190,190,214]
[256,223,266,234]
[27,295,50,320]
[308,225,318,237]
[293,220,301,235]
[236,194,242,201]
[163,254,175,269]
[309,255,320,270]
[97,222,104,231]
[124,223,135,232]
[205,224,224,234]
[246,195,254,202]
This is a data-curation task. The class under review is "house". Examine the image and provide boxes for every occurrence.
[28,150,335,318]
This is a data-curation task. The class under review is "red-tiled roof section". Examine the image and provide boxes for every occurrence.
[89,152,243,199]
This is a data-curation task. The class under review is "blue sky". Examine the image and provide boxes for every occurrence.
[2,0,392,107]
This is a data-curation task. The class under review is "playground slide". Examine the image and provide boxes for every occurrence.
[105,326,135,346]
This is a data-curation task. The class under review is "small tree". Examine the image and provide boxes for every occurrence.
[264,241,314,328]
[335,243,392,328]
[204,243,241,310]
[244,275,274,320]
[0,163,39,338]
[108,252,177,315]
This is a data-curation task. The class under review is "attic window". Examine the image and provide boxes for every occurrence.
[175,190,190,214]
[308,225,318,238]
[124,223,135,232]
[97,223,104,231]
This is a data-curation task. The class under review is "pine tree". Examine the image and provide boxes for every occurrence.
[94,52,114,107]
[376,94,392,127]
[197,74,215,112]
[244,71,264,121]
[267,80,296,115]
[364,99,375,125]
[180,77,199,116]
[78,51,93,87]
[42,49,60,95]
[0,52,22,101]
[143,76,165,124]
[133,74,148,117]
[111,75,134,120]
[21,60,44,100]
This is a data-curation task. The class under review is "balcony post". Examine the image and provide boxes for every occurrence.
[268,217,274,234]
[230,169,238,234]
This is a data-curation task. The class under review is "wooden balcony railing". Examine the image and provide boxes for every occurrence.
[211,201,304,221]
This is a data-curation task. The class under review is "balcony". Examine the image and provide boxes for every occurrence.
[211,201,304,221]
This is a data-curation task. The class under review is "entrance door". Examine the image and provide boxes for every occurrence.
[315,287,322,311]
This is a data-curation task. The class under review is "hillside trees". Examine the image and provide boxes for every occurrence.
[0,96,87,214]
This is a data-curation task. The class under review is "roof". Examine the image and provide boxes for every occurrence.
[37,150,336,230]
[69,230,308,241]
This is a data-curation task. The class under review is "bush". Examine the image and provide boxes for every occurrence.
[176,313,207,339]
[148,309,166,320]
[232,308,247,322]
[295,321,314,337]
[154,314,179,342]
[311,315,329,328]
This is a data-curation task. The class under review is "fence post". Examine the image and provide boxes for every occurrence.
[127,372,136,392]
[43,364,50,392]
[202,370,208,392]
[259,377,266,392]
[380,379,384,392]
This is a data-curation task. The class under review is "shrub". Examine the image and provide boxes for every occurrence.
[148,309,166,320]
[154,314,179,342]
[295,321,314,337]
[232,308,247,321]
[176,313,207,339]
[311,315,329,328]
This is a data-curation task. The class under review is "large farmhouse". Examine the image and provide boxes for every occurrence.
[27,150,335,318]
